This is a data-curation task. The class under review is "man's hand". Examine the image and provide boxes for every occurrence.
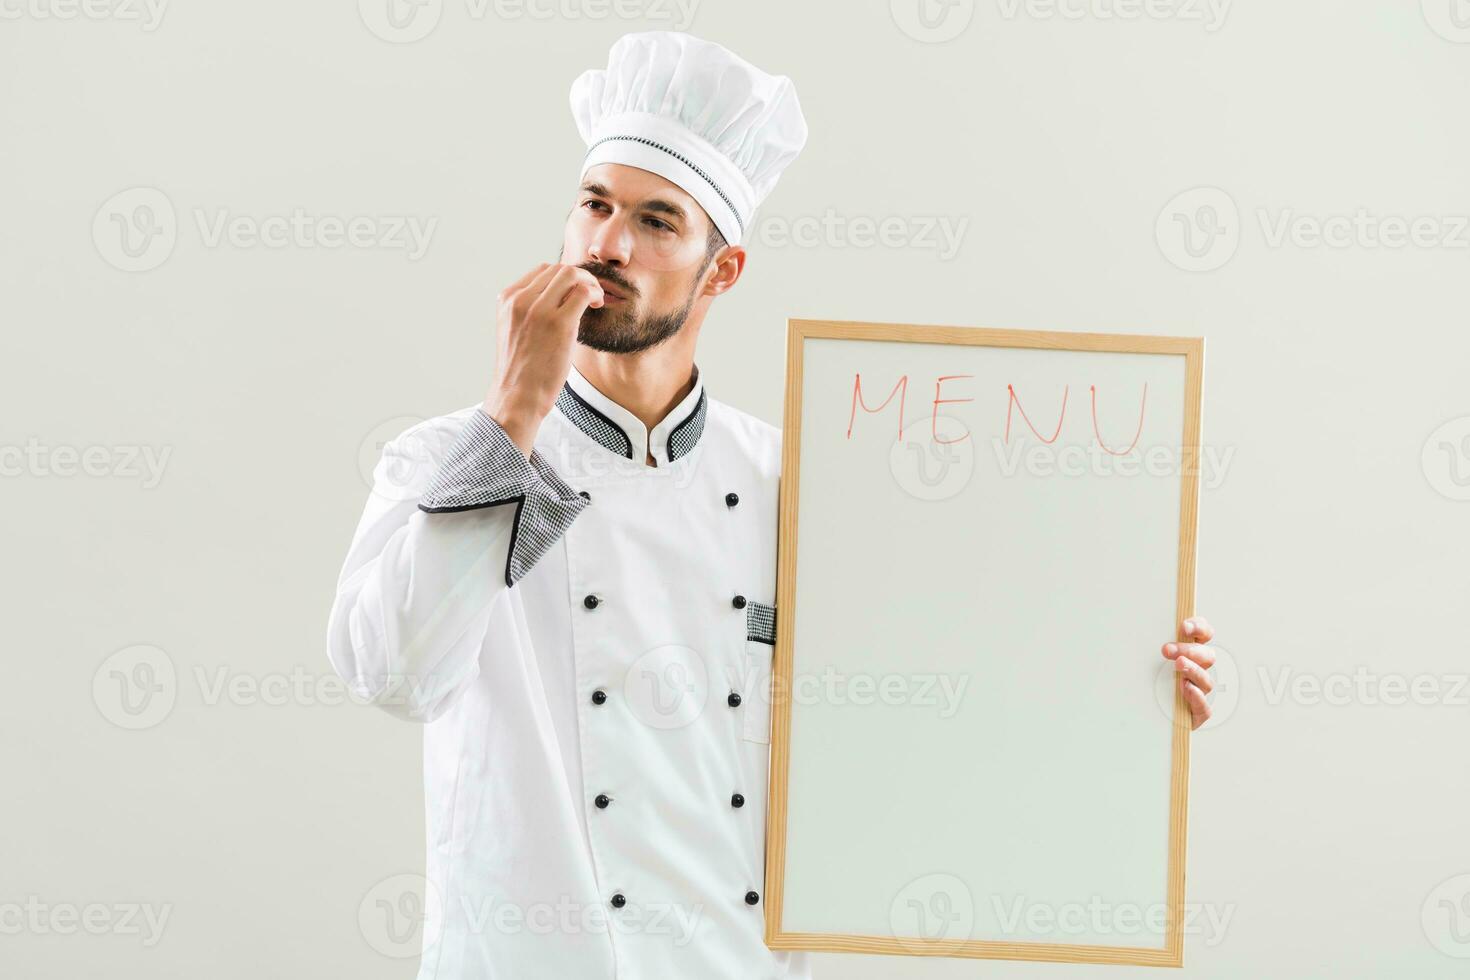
[1161,616,1217,730]
[484,263,605,456]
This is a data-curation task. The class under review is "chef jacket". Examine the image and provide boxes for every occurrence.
[327,360,812,980]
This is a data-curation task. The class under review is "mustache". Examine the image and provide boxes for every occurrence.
[577,261,638,299]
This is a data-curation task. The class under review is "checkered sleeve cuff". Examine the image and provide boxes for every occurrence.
[746,600,777,645]
[418,408,590,588]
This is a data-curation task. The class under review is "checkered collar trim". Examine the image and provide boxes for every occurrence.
[556,362,707,467]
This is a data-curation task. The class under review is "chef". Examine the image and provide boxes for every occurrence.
[326,30,1219,980]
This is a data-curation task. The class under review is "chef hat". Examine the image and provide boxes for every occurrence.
[569,31,807,247]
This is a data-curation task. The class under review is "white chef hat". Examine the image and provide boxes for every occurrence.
[569,31,807,247]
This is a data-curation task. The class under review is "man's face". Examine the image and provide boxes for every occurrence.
[561,163,720,355]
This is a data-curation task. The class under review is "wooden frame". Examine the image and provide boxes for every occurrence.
[763,318,1205,967]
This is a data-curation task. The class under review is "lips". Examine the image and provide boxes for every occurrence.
[596,278,628,301]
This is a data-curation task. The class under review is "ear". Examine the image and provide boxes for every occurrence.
[700,245,746,297]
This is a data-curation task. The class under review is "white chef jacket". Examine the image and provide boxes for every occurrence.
[327,360,812,980]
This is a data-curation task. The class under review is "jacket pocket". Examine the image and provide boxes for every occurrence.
[741,601,776,744]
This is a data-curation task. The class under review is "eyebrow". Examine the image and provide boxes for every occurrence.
[580,182,688,223]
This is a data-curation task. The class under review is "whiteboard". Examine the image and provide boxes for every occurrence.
[764,320,1203,967]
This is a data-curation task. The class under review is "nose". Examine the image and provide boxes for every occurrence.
[586,210,632,268]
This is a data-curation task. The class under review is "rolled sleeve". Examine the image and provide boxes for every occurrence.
[418,408,590,587]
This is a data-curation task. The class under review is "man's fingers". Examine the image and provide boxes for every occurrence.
[1181,616,1214,643]
[1161,641,1216,669]
[1174,655,1213,694]
[508,263,564,312]
[526,265,601,317]
[499,262,552,305]
[1181,679,1210,730]
[555,268,604,311]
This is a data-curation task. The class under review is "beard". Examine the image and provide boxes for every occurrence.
[573,260,701,355]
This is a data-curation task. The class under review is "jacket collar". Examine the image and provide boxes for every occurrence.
[556,360,708,467]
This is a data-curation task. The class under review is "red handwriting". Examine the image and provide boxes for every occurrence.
[1005,384,1068,445]
[847,374,1149,453]
[1090,383,1148,456]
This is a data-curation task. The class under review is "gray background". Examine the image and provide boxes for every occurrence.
[3,1,1469,977]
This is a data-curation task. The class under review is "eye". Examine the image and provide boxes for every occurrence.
[643,217,675,233]
[582,199,610,213]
